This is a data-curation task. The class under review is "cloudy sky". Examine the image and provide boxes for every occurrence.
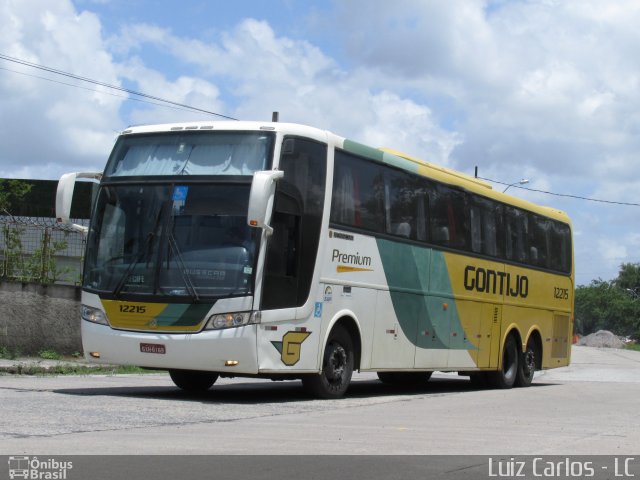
[1,0,639,286]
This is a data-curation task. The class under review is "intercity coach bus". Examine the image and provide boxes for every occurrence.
[56,121,573,398]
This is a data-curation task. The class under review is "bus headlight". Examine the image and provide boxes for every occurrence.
[205,311,261,330]
[81,305,109,325]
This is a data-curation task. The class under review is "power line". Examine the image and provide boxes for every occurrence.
[478,176,640,207]
[0,66,204,114]
[0,53,238,120]
[3,53,638,209]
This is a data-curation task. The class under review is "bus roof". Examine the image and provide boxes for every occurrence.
[120,120,329,140]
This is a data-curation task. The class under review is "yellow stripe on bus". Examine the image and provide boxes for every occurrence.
[336,265,374,273]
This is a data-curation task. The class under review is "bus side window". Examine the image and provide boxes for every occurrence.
[269,184,302,268]
[331,151,385,234]
[470,197,503,258]
[430,185,450,247]
[470,205,482,253]
[262,137,327,310]
[550,221,572,273]
[430,185,470,251]
[530,214,551,269]
[385,170,430,242]
[415,189,429,242]
[505,207,529,264]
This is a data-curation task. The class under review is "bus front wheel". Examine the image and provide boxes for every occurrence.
[487,334,519,389]
[302,325,354,399]
[169,370,218,392]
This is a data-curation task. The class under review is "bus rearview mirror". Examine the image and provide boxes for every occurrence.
[247,170,284,235]
[56,171,102,234]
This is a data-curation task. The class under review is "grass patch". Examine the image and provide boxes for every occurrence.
[1,363,158,376]
[0,347,20,360]
[39,349,63,360]
[1,347,160,375]
[624,343,640,352]
[49,365,153,375]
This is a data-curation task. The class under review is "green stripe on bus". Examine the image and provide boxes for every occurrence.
[343,139,385,162]
[178,303,214,326]
[381,151,420,174]
[155,303,212,326]
[343,139,420,173]
[376,238,474,350]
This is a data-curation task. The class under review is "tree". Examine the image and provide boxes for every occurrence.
[0,179,33,214]
[575,265,640,339]
[615,263,640,294]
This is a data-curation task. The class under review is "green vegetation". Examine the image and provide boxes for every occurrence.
[1,223,75,284]
[39,349,63,360]
[0,347,158,375]
[0,179,33,213]
[1,363,154,376]
[625,343,640,352]
[1,178,78,284]
[575,263,640,339]
[0,346,20,360]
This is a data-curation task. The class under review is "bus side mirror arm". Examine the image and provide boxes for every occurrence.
[56,171,102,234]
[247,170,284,236]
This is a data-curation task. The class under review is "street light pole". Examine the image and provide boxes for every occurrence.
[503,179,530,193]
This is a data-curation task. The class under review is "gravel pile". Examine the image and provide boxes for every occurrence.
[576,330,626,349]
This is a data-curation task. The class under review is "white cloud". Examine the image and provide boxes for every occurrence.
[118,58,225,125]
[328,1,640,177]
[356,91,461,166]
[598,239,628,265]
[0,0,122,177]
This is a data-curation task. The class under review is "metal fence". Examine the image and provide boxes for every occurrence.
[0,216,88,285]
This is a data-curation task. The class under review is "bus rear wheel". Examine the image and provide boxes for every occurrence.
[515,338,538,387]
[302,325,354,399]
[487,334,519,389]
[169,370,218,392]
[377,371,432,385]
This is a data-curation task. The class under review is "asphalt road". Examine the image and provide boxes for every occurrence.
[1,346,639,455]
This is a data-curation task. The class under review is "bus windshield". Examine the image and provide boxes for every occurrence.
[104,131,273,177]
[83,183,260,300]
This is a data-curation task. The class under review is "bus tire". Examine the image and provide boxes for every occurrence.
[515,338,538,388]
[377,371,432,385]
[487,334,519,389]
[169,370,218,392]
[302,325,354,399]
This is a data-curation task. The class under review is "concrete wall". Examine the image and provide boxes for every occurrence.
[0,281,82,355]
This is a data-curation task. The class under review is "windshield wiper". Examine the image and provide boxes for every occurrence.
[113,203,165,298]
[167,231,200,303]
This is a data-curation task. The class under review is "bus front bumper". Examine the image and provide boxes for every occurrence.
[81,320,259,374]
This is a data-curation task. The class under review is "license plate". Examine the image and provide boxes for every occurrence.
[140,343,166,354]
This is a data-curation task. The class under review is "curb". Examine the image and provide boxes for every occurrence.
[0,358,118,375]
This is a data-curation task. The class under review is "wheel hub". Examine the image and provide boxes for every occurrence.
[524,350,535,375]
[326,345,346,381]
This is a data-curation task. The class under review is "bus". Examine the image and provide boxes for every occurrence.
[56,121,574,398]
